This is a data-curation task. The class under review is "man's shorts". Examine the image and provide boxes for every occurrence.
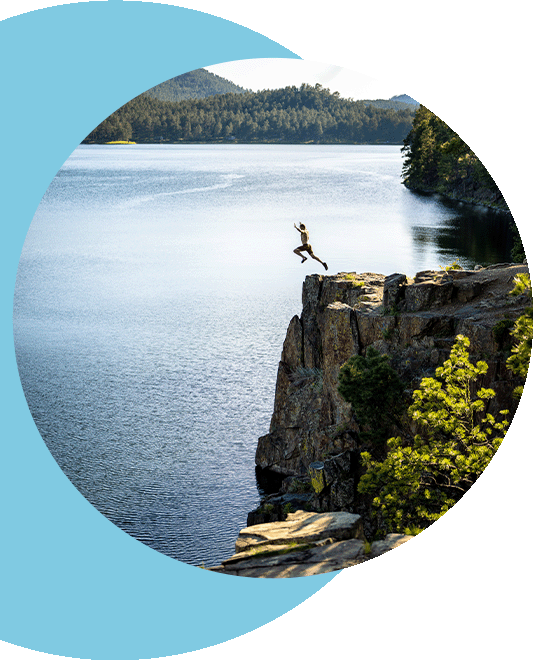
[298,243,314,255]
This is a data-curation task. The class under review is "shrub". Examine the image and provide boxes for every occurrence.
[492,318,514,351]
[439,258,462,271]
[338,347,406,456]
[358,335,509,534]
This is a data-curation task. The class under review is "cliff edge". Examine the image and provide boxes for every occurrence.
[255,263,529,513]
[210,263,530,578]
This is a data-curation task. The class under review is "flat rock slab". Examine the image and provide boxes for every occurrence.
[235,510,364,553]
[209,533,414,578]
[217,539,368,578]
[369,533,413,558]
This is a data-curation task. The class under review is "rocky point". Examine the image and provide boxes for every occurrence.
[210,263,530,578]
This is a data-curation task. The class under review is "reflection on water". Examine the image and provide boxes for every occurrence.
[408,191,513,268]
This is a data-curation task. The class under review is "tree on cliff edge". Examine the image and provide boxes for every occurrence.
[357,335,509,536]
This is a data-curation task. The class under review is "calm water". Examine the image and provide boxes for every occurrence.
[13,144,512,566]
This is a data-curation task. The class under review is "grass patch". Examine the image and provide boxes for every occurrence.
[341,273,365,287]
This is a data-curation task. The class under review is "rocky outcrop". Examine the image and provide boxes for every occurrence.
[212,263,530,578]
[209,510,413,578]
[215,263,530,578]
[254,264,530,513]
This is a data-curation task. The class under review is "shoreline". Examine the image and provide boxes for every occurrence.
[80,140,406,147]
[402,182,512,215]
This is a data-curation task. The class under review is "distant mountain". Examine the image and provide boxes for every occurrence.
[145,69,248,102]
[362,94,419,111]
[390,94,419,105]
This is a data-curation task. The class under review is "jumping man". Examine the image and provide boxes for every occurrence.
[293,223,328,271]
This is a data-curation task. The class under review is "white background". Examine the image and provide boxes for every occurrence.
[1,2,532,660]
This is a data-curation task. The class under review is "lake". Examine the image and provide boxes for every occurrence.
[13,144,513,566]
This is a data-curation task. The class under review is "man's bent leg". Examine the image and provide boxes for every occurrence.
[294,247,308,263]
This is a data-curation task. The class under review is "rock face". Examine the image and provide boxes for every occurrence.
[255,265,530,511]
[209,510,411,578]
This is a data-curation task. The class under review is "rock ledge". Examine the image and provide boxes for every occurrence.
[209,510,412,578]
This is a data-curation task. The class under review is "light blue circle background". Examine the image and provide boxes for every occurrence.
[0,2,336,658]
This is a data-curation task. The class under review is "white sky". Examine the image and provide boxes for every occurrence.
[205,58,405,101]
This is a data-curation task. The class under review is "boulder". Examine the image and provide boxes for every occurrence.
[405,279,454,312]
[383,273,407,310]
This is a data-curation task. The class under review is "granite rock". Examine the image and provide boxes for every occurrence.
[255,265,529,503]
[209,511,413,578]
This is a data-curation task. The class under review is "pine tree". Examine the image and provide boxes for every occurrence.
[358,335,509,535]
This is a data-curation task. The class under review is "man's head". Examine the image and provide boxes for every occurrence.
[299,223,306,230]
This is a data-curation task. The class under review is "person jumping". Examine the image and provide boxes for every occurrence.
[293,223,328,271]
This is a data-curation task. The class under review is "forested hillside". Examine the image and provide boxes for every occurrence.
[402,105,509,212]
[145,69,247,102]
[83,83,416,145]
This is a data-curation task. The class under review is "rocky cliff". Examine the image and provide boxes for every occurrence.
[253,263,530,520]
